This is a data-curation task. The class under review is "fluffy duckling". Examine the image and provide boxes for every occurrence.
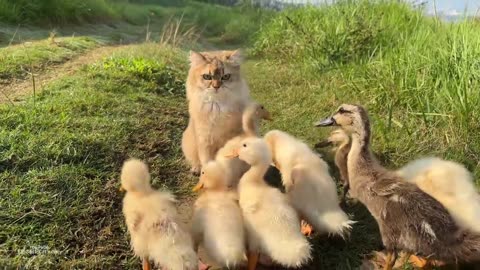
[397,157,480,234]
[227,137,311,269]
[191,161,246,268]
[315,104,480,268]
[264,130,354,237]
[120,159,198,270]
[315,128,351,201]
[215,102,272,187]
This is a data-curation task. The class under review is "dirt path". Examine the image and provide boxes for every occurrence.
[0,45,128,104]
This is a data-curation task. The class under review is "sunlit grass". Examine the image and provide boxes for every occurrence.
[0,44,195,268]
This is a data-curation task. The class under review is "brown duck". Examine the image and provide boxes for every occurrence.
[315,104,480,269]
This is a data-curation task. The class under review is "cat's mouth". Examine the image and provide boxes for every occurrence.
[207,87,222,93]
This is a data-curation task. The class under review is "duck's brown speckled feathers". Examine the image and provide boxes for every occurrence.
[362,171,480,262]
[318,104,480,264]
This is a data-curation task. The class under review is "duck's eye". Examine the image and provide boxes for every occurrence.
[221,74,231,80]
[243,144,247,147]
[260,106,264,110]
[338,107,350,114]
[202,74,212,80]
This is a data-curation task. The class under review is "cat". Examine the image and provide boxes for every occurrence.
[182,50,250,175]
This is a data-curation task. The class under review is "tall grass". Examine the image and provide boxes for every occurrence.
[0,0,182,25]
[252,0,480,179]
[0,0,118,24]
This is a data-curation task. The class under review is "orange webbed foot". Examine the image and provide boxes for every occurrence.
[198,258,210,270]
[301,220,314,237]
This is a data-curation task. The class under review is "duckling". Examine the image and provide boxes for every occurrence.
[227,137,311,270]
[120,159,198,270]
[315,128,351,202]
[264,130,354,237]
[191,161,246,268]
[315,104,480,269]
[215,102,272,188]
[397,157,480,234]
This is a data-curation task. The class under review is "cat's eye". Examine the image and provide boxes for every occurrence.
[243,144,247,147]
[221,74,231,81]
[202,74,212,80]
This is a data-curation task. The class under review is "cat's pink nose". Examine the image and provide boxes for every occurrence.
[212,80,222,90]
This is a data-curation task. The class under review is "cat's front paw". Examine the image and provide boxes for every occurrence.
[190,166,201,176]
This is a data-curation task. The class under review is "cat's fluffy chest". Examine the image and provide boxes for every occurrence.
[194,90,243,117]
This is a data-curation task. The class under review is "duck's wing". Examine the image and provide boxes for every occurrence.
[372,177,462,250]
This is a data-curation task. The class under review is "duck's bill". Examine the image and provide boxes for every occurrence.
[264,113,273,121]
[192,182,204,192]
[314,117,336,127]
[119,186,125,192]
[225,149,239,158]
[315,140,333,148]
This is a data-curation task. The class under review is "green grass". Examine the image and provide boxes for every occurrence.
[0,0,184,25]
[252,0,480,182]
[0,37,100,82]
[0,44,197,268]
[0,0,268,45]
[2,0,479,269]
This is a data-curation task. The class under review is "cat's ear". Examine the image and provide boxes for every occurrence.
[189,51,206,66]
[224,49,243,66]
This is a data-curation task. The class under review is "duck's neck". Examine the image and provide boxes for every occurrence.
[347,122,375,181]
[241,162,269,185]
[242,111,258,137]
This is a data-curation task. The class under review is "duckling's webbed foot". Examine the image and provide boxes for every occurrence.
[408,255,445,269]
[383,250,397,270]
[198,258,210,270]
[142,257,151,270]
[301,220,314,237]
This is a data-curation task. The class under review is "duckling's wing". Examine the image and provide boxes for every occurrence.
[373,178,463,254]
[151,216,180,235]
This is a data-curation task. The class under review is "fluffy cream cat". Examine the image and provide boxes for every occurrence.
[182,50,250,175]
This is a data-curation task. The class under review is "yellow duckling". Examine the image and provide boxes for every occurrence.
[191,161,246,268]
[264,130,354,238]
[215,102,272,188]
[120,159,198,270]
[228,137,311,270]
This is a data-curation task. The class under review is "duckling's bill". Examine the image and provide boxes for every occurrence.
[119,186,125,192]
[314,117,336,127]
[225,149,239,158]
[192,182,204,192]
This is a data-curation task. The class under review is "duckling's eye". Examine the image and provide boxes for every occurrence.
[338,107,351,114]
[243,144,247,147]
[202,74,212,80]
[201,171,205,175]
[260,106,264,110]
[221,74,231,80]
